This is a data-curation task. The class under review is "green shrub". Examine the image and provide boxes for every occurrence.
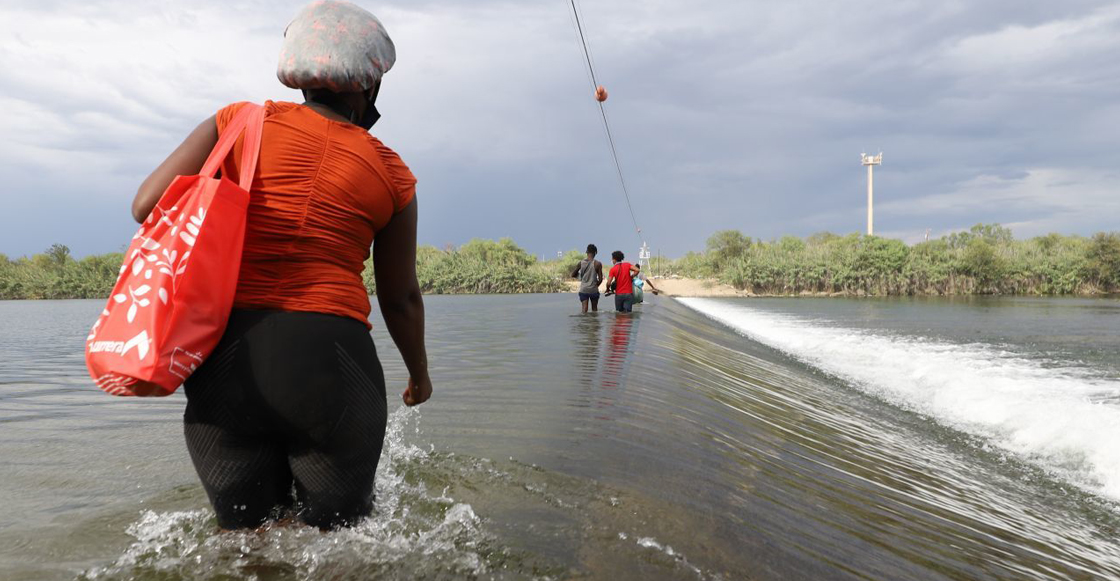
[541,249,589,280]
[674,224,1117,296]
[705,230,751,272]
[670,251,717,278]
[1085,232,1120,288]
[363,239,561,295]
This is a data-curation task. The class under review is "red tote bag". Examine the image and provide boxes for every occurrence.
[86,104,265,396]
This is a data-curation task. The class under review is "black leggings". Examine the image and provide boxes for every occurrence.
[183,309,387,530]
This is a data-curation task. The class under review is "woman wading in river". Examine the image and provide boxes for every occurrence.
[131,1,431,530]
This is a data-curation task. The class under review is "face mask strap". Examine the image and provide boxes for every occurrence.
[306,84,381,130]
[358,84,381,129]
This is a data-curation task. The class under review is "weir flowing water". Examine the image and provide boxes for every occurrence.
[0,295,1117,579]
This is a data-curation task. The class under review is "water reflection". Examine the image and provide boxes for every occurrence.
[570,312,602,388]
[567,312,643,434]
[602,313,636,390]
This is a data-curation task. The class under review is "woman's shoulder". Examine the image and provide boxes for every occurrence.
[215,101,251,131]
[360,134,409,166]
[358,134,418,205]
[215,100,300,130]
[211,101,288,130]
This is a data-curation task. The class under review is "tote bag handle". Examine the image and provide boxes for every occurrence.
[199,103,266,189]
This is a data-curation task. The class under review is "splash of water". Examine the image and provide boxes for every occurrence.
[81,407,493,580]
[679,298,1120,506]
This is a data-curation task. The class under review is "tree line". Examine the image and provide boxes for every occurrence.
[2,225,1118,299]
[669,224,1120,295]
[0,239,561,300]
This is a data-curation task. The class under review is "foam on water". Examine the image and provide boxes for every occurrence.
[81,407,494,580]
[634,536,707,579]
[78,404,723,580]
[679,298,1120,505]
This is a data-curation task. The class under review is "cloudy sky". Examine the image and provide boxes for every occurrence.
[1,0,1118,259]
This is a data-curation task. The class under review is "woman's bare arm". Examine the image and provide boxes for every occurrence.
[373,198,432,406]
[132,116,218,222]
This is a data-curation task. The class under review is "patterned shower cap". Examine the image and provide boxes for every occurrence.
[277,1,396,92]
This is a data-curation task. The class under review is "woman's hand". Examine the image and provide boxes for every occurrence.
[375,198,431,408]
[402,374,433,406]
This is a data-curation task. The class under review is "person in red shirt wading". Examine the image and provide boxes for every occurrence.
[605,250,658,312]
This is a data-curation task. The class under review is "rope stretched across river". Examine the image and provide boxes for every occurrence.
[567,0,645,245]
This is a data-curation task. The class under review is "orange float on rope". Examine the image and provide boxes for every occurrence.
[594,85,608,102]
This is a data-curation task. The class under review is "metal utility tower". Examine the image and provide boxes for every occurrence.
[861,152,882,236]
[638,242,652,272]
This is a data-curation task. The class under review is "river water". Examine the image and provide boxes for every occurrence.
[0,295,1118,580]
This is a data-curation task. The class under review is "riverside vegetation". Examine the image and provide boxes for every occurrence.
[0,239,561,300]
[2,225,1118,300]
[362,238,561,295]
[670,224,1120,296]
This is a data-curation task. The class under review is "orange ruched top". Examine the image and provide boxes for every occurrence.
[215,101,416,328]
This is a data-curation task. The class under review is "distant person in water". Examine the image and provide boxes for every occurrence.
[606,251,637,312]
[571,244,604,313]
[131,1,431,530]
[632,269,660,304]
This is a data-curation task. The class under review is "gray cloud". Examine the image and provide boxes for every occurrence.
[0,0,1117,260]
